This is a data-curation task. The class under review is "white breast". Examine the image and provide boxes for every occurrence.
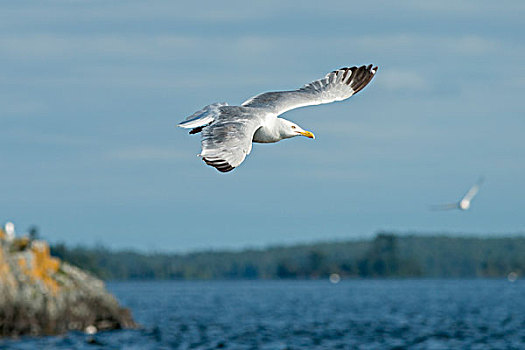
[252,115,282,143]
[253,125,282,143]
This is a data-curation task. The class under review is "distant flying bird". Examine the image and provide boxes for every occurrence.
[430,177,485,211]
[178,64,378,172]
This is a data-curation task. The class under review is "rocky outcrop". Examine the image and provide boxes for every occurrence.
[0,230,136,337]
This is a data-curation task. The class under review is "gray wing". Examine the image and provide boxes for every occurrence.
[242,64,377,115]
[178,102,228,132]
[429,203,459,211]
[461,177,485,202]
[199,106,264,172]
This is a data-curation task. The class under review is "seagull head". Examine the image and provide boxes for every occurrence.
[278,118,315,140]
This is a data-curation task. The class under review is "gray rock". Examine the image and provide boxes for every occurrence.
[0,237,136,337]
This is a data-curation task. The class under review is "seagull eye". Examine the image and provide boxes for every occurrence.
[291,126,296,129]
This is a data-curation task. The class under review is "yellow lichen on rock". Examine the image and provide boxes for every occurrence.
[0,247,17,288]
[31,241,60,274]
[0,248,10,275]
[1,234,136,337]
[16,240,61,295]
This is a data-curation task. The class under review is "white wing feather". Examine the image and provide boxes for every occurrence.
[178,102,228,129]
[199,106,265,172]
[242,64,377,115]
[462,177,485,202]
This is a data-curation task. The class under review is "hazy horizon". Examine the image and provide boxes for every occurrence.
[1,1,524,251]
[47,230,525,254]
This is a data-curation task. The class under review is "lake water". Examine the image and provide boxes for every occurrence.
[1,279,524,349]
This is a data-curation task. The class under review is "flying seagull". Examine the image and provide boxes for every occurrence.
[178,64,378,172]
[430,177,485,211]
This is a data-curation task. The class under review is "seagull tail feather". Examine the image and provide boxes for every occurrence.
[177,102,228,132]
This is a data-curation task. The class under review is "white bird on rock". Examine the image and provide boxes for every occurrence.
[178,64,378,172]
[430,177,485,211]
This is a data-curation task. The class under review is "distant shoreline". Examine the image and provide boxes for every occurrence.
[53,232,525,255]
[50,233,525,281]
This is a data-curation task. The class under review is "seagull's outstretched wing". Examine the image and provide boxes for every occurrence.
[461,177,485,202]
[198,106,265,172]
[242,64,378,115]
[429,203,459,211]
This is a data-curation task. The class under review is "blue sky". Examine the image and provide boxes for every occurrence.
[1,1,524,251]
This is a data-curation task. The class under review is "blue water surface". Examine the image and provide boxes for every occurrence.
[1,279,524,349]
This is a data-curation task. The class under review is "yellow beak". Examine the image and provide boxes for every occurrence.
[299,130,315,139]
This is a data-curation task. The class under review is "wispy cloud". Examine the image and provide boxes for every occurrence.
[0,1,284,25]
[1,32,517,92]
[379,70,428,91]
[410,1,525,16]
[0,94,48,117]
[0,33,510,60]
[106,146,187,161]
[350,34,504,56]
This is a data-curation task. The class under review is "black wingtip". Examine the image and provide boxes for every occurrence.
[346,64,377,94]
[189,126,204,134]
[203,157,235,173]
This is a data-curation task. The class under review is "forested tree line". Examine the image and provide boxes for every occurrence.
[49,233,525,280]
